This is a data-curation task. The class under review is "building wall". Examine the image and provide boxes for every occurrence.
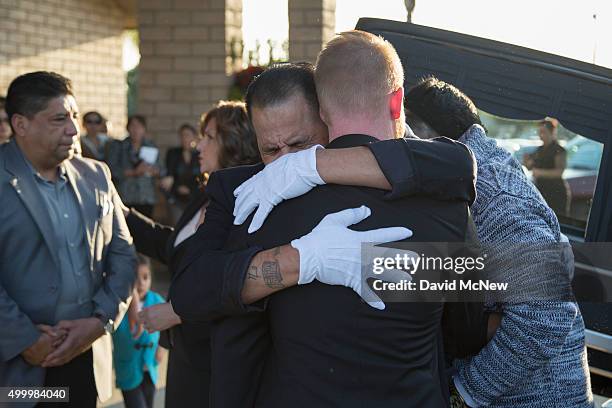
[0,0,127,135]
[288,0,335,63]
[137,0,243,151]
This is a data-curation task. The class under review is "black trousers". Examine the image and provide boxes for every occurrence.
[38,349,97,407]
[165,348,211,408]
[121,373,155,408]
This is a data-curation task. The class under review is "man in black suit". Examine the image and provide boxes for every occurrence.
[172,32,481,407]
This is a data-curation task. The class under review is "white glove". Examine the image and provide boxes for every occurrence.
[290,206,413,310]
[233,145,325,233]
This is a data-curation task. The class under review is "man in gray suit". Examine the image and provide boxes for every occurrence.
[0,71,136,407]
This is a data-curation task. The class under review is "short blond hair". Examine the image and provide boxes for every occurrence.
[315,30,404,119]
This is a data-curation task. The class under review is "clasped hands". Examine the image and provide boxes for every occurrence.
[22,318,105,368]
[127,295,181,338]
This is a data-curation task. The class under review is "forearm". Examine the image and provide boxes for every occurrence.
[126,209,173,264]
[241,245,300,304]
[316,147,391,190]
[455,301,577,404]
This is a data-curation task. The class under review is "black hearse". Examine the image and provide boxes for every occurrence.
[357,18,611,392]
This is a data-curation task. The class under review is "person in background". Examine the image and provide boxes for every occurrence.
[0,96,11,143]
[161,124,200,224]
[124,100,260,407]
[523,117,571,217]
[403,77,589,407]
[0,71,136,407]
[80,111,109,161]
[106,115,162,218]
[112,255,165,408]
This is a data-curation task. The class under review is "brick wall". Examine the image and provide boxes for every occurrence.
[137,0,243,151]
[288,0,335,63]
[0,0,127,135]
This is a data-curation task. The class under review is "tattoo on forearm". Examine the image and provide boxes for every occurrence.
[247,265,259,280]
[262,261,284,289]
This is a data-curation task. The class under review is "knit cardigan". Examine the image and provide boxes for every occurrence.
[454,125,593,407]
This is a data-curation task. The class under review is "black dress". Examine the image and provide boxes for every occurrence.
[126,191,211,408]
[530,141,571,216]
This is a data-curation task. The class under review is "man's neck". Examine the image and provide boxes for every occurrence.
[327,120,395,143]
[15,139,60,182]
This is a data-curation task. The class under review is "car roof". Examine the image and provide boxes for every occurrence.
[356,18,612,144]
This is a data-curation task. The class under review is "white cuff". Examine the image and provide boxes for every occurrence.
[453,375,479,408]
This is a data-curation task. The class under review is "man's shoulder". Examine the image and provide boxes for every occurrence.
[68,156,112,180]
[208,163,264,190]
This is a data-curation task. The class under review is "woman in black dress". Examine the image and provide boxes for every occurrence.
[524,117,571,217]
[124,101,260,407]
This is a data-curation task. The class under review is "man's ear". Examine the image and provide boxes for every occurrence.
[10,114,28,138]
[389,87,404,120]
[319,106,331,127]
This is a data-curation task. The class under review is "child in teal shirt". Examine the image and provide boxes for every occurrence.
[112,255,165,408]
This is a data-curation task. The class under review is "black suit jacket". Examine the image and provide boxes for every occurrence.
[173,135,482,407]
[126,191,211,366]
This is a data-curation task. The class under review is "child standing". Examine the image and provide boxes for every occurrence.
[112,255,165,408]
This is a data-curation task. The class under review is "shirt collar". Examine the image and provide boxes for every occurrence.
[326,134,380,149]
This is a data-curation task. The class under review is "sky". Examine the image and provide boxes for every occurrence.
[239,0,612,69]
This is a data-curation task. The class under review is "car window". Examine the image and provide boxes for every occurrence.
[479,110,604,235]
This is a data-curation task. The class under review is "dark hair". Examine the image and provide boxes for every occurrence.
[245,62,319,118]
[539,117,558,133]
[5,71,73,132]
[0,96,5,110]
[83,111,103,125]
[127,114,147,130]
[200,101,261,169]
[179,123,197,135]
[136,254,151,269]
[405,76,483,140]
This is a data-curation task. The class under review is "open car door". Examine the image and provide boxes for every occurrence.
[356,17,612,382]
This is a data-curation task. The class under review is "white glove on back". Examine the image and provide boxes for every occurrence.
[290,206,413,310]
[233,145,325,233]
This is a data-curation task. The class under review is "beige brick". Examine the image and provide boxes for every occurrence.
[156,43,192,56]
[174,0,210,10]
[192,42,225,57]
[139,0,170,11]
[140,56,174,72]
[155,11,193,26]
[139,26,172,41]
[174,57,208,72]
[157,102,191,116]
[192,73,228,87]
[210,27,226,41]
[173,87,211,102]
[156,73,192,87]
[138,10,154,25]
[173,27,209,41]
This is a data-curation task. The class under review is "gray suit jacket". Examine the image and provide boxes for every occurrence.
[0,139,136,404]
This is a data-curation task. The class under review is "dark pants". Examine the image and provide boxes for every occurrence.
[121,373,155,408]
[165,348,210,407]
[38,349,97,407]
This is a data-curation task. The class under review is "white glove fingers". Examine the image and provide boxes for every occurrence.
[233,196,259,225]
[321,205,371,227]
[358,227,413,244]
[361,285,386,310]
[248,203,274,234]
[376,268,412,283]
